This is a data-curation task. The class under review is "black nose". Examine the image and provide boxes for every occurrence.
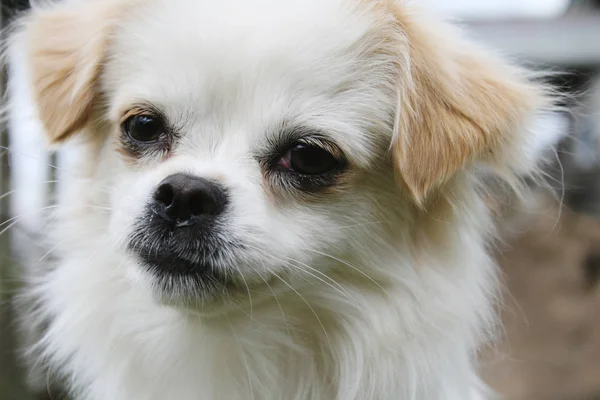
[153,174,228,227]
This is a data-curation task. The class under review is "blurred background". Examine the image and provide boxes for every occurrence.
[2,0,600,399]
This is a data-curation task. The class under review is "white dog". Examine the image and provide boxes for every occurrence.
[4,0,564,399]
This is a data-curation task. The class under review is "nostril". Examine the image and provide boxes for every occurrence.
[188,192,206,217]
[154,183,174,207]
[187,191,222,217]
[153,174,228,225]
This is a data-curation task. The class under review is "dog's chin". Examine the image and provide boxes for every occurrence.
[132,251,279,317]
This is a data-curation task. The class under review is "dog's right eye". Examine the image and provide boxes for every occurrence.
[122,115,166,143]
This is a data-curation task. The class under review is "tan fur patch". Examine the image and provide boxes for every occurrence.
[367,1,546,207]
[24,0,133,143]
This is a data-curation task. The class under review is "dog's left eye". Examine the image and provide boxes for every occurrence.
[278,144,340,175]
[122,114,166,143]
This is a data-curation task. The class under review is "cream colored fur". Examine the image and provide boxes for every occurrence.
[4,0,564,399]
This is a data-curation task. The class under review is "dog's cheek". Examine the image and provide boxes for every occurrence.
[218,179,307,273]
[107,171,157,246]
[274,204,360,266]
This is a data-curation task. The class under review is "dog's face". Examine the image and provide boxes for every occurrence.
[18,0,548,311]
[103,0,400,307]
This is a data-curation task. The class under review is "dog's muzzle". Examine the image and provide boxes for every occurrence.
[127,173,234,297]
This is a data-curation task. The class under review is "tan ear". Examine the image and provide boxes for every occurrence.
[389,5,546,206]
[21,1,126,143]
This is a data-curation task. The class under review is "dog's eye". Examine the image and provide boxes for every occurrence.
[278,144,340,175]
[123,115,166,143]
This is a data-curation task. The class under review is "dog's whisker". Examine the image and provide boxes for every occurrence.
[83,205,114,211]
[270,272,333,351]
[212,319,246,394]
[0,189,17,201]
[243,245,344,290]
[247,263,292,340]
[279,262,356,304]
[0,145,62,171]
[244,244,355,304]
[0,205,64,238]
[224,314,256,400]
[37,227,108,262]
[0,204,59,226]
[316,220,386,231]
[80,233,118,266]
[301,247,389,297]
[223,287,252,319]
[3,180,62,198]
[232,264,254,323]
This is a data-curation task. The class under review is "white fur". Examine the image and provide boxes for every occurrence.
[5,1,565,399]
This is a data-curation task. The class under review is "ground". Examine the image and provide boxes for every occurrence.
[483,196,600,400]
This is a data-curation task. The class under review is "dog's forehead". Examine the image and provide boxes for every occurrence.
[105,0,387,112]
[114,0,373,62]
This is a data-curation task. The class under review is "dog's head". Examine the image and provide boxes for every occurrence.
[13,0,559,311]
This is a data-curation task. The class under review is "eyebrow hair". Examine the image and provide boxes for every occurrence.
[258,121,346,170]
[264,122,331,156]
[118,103,167,124]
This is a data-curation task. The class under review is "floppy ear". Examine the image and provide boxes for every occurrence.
[17,1,125,144]
[389,6,550,206]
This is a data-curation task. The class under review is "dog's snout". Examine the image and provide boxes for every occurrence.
[153,173,227,226]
